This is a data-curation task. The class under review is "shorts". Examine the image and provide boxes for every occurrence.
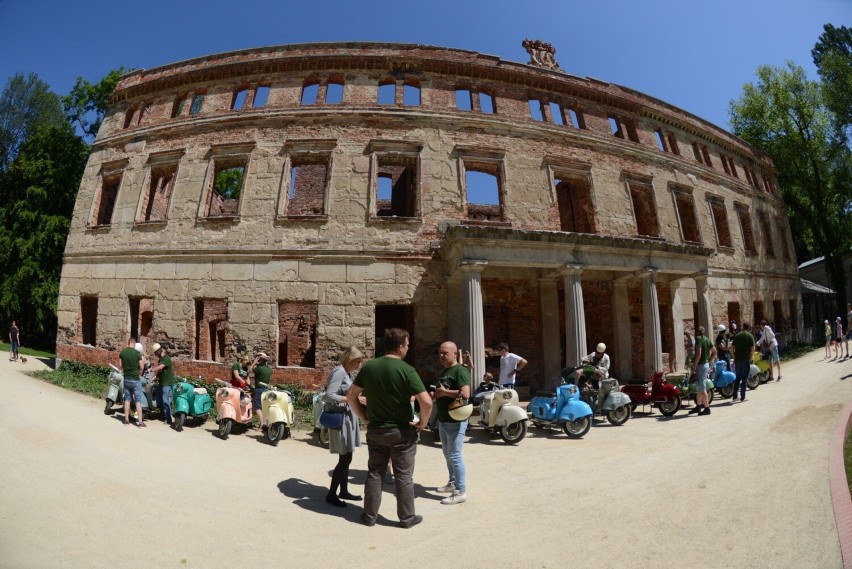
[123,379,144,403]
[847,330,852,341]
[694,363,709,393]
[252,387,266,411]
[10,341,18,352]
[769,345,780,363]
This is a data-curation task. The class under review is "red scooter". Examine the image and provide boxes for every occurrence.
[620,370,681,416]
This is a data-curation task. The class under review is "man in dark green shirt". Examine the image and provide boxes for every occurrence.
[151,343,174,425]
[249,353,272,430]
[119,337,145,427]
[434,341,471,505]
[347,328,432,529]
[689,326,716,416]
[731,322,756,403]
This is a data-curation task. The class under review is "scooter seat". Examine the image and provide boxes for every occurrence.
[535,389,556,398]
[193,387,208,395]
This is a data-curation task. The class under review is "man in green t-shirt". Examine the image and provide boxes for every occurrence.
[151,343,174,425]
[347,328,432,529]
[249,353,272,430]
[119,337,145,427]
[689,326,716,416]
[434,341,472,505]
[230,355,249,388]
[731,322,756,403]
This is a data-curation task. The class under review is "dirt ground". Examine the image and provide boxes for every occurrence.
[0,349,850,569]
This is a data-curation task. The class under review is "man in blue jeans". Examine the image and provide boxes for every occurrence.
[434,341,472,505]
[731,322,756,403]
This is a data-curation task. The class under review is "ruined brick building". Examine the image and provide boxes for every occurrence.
[56,42,800,390]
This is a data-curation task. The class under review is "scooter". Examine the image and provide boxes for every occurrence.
[713,360,737,398]
[259,382,295,445]
[476,386,528,444]
[172,378,214,432]
[312,393,331,448]
[528,381,594,438]
[104,364,159,418]
[565,365,632,426]
[620,370,682,416]
[214,379,254,439]
[472,378,499,407]
[667,367,715,407]
[752,352,772,384]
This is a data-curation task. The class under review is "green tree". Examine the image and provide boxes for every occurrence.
[730,61,852,315]
[0,122,89,348]
[0,73,65,171]
[812,24,852,138]
[62,68,124,140]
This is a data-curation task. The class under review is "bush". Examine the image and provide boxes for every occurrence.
[33,360,112,399]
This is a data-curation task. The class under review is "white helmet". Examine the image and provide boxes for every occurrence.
[596,343,606,353]
[718,324,726,332]
[448,401,473,421]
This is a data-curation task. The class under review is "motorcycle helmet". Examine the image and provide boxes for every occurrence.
[448,401,474,421]
[718,324,726,333]
[152,342,162,353]
[596,343,606,353]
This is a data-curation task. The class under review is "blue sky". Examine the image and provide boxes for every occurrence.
[0,0,848,131]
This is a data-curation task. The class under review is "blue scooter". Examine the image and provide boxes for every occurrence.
[529,377,594,439]
[172,378,214,431]
[712,360,737,399]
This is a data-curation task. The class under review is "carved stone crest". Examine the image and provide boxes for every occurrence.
[522,38,560,70]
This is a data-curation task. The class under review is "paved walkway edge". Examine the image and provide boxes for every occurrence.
[831,400,852,569]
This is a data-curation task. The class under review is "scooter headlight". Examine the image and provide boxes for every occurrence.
[267,392,277,402]
[502,391,512,400]
[176,384,184,394]
[569,385,577,395]
[218,388,229,398]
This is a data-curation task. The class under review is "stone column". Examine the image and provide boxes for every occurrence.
[695,273,713,335]
[460,263,486,389]
[446,274,464,344]
[670,279,685,372]
[612,278,632,380]
[641,270,663,376]
[539,278,561,386]
[563,266,586,367]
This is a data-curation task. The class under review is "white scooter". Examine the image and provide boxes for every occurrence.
[477,386,528,444]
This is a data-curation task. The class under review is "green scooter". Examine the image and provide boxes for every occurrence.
[665,368,714,407]
[172,378,214,432]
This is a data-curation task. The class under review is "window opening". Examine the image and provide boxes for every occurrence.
[171,95,186,118]
[567,108,584,129]
[700,145,712,167]
[728,302,742,327]
[278,302,317,367]
[403,82,421,106]
[129,297,154,350]
[231,89,249,110]
[655,130,668,152]
[375,305,416,365]
[609,116,622,138]
[189,94,204,115]
[94,174,121,226]
[465,168,502,221]
[287,157,328,215]
[554,175,595,233]
[788,300,797,330]
[529,99,544,121]
[628,182,660,237]
[674,191,701,243]
[778,221,791,261]
[709,199,732,248]
[736,206,756,254]
[253,86,270,108]
[376,155,417,217]
[123,106,135,129]
[479,92,494,114]
[455,89,472,111]
[378,81,396,105]
[206,161,245,217]
[549,102,565,125]
[758,211,775,257]
[325,81,344,104]
[141,164,176,222]
[81,296,98,346]
[667,133,680,155]
[194,299,228,362]
[301,82,319,105]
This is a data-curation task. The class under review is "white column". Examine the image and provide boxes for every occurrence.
[612,278,632,380]
[460,263,486,389]
[641,270,663,376]
[539,278,561,386]
[563,266,587,367]
[695,273,713,335]
[446,274,464,344]
[670,279,685,372]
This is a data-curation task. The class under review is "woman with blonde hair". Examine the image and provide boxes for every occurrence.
[323,345,366,507]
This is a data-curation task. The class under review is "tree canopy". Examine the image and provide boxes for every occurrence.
[0,73,66,171]
[62,68,125,141]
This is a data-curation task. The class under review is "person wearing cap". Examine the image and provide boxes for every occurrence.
[581,343,610,380]
[433,341,472,506]
[496,343,527,389]
[119,336,145,427]
[150,343,175,425]
[249,353,272,430]
[690,326,716,415]
[756,320,781,381]
[715,324,731,371]
[230,354,250,388]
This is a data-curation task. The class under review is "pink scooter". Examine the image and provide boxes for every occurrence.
[214,379,253,439]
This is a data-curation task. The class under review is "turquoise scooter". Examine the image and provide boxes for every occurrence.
[529,367,595,438]
[172,378,214,431]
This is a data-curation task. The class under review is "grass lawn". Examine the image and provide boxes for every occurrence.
[0,342,55,359]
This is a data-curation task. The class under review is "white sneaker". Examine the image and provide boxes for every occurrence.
[436,482,455,493]
[441,491,468,505]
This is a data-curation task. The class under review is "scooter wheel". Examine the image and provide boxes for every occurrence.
[500,421,527,444]
[218,418,233,439]
[563,416,591,438]
[174,412,186,432]
[266,423,288,445]
[104,399,114,415]
[318,427,331,448]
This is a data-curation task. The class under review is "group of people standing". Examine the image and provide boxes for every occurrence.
[117,337,174,428]
[824,304,852,360]
[688,318,782,416]
[320,329,524,528]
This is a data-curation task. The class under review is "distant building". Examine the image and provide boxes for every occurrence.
[56,42,800,388]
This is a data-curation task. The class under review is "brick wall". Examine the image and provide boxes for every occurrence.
[278,302,317,367]
[140,166,175,221]
[195,299,228,361]
[288,162,326,215]
[481,278,542,387]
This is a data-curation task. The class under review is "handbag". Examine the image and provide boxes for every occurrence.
[447,395,473,421]
[319,409,344,430]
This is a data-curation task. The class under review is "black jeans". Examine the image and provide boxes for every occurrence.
[363,428,418,524]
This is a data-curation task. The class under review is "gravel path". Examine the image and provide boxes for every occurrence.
[0,349,849,569]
